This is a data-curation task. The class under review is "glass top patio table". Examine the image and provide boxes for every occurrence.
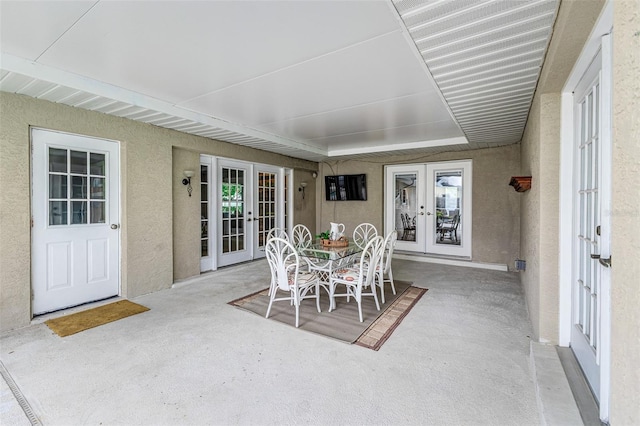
[296,241,364,261]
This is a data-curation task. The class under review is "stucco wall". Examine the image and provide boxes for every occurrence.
[520,93,561,343]
[0,93,316,332]
[318,144,521,269]
[610,0,640,423]
[519,0,606,343]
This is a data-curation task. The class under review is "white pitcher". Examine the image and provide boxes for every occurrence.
[329,222,345,240]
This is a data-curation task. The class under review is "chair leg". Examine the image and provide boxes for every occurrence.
[377,270,385,304]
[388,268,396,295]
[265,288,277,319]
[315,282,321,313]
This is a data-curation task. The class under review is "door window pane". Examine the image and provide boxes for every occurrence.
[90,153,105,176]
[49,175,67,199]
[90,178,105,199]
[49,201,68,225]
[70,150,87,174]
[49,148,67,173]
[90,201,105,223]
[394,173,417,241]
[71,201,87,224]
[71,176,87,199]
[435,171,462,246]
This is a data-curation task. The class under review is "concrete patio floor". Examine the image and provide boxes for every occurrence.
[1,259,582,425]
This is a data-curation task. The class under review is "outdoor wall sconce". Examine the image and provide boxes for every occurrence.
[299,182,307,199]
[182,170,195,197]
[509,176,532,192]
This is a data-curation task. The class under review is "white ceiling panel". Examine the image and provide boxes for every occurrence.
[0,1,560,162]
[35,1,400,104]
[180,31,442,126]
[0,1,97,60]
[259,92,458,142]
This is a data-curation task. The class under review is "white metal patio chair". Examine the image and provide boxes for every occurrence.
[376,230,397,304]
[329,235,384,322]
[353,223,378,249]
[265,237,320,328]
[266,227,289,241]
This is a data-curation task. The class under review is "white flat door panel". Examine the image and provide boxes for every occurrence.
[32,129,120,315]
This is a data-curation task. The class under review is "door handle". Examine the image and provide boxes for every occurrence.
[110,224,119,230]
[591,254,612,268]
[424,212,430,216]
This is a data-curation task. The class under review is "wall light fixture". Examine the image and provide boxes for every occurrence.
[182,170,194,197]
[298,182,307,199]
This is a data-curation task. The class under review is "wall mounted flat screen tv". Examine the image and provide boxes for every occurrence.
[325,174,367,201]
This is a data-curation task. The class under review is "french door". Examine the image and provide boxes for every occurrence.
[570,42,612,413]
[31,128,120,314]
[384,160,472,257]
[217,159,252,267]
[201,156,290,270]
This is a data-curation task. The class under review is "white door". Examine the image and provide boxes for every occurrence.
[31,129,120,315]
[385,160,472,257]
[425,161,472,257]
[217,159,252,267]
[384,164,425,252]
[253,165,285,259]
[570,45,612,409]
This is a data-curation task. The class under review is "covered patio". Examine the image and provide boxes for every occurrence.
[1,259,584,425]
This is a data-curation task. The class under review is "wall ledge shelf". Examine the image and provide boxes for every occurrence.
[509,176,532,192]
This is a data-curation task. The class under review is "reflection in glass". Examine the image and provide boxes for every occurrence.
[90,201,105,223]
[49,148,67,173]
[90,153,105,176]
[201,203,208,220]
[201,239,208,257]
[49,175,67,198]
[90,178,105,199]
[435,170,462,246]
[71,176,87,199]
[49,201,67,225]
[70,150,87,174]
[71,201,87,224]
[201,221,208,239]
[394,173,417,241]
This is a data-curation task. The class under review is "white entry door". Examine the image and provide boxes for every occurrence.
[570,44,612,410]
[32,129,120,315]
[217,159,253,267]
[385,160,472,257]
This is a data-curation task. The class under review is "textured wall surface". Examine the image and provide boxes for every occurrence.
[519,0,606,343]
[172,148,201,281]
[318,144,521,269]
[0,93,315,332]
[610,0,640,423]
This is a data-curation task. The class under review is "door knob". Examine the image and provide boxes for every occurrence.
[110,224,119,230]
[425,212,431,216]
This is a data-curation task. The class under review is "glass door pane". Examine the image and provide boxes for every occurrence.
[426,160,472,257]
[434,170,462,247]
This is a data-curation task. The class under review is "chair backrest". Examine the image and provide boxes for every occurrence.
[290,224,313,247]
[265,237,299,291]
[400,213,408,228]
[381,230,397,274]
[452,214,460,229]
[353,223,378,248]
[357,235,384,288]
[266,227,289,242]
